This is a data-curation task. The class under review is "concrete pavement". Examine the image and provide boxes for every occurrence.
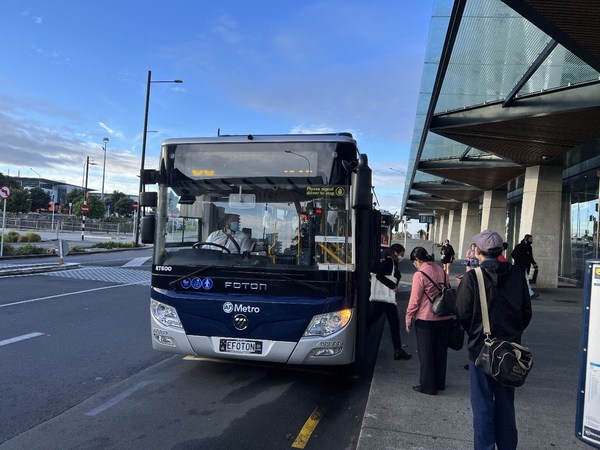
[357,240,588,449]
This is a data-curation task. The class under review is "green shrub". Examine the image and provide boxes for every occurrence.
[15,244,46,255]
[25,232,41,242]
[6,231,20,243]
[18,232,42,243]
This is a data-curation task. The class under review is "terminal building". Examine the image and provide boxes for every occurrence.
[401,0,599,286]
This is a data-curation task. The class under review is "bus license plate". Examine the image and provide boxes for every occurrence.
[219,339,263,354]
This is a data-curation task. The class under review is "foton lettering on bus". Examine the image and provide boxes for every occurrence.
[222,302,260,314]
[224,281,267,291]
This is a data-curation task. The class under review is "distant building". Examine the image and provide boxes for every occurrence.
[15,176,86,208]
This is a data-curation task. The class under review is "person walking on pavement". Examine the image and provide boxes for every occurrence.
[369,243,411,360]
[440,239,455,276]
[465,243,479,271]
[405,246,453,395]
[455,230,532,450]
[511,234,538,299]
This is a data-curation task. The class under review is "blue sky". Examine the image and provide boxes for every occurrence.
[0,0,434,218]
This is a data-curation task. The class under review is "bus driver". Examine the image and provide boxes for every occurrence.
[204,214,251,253]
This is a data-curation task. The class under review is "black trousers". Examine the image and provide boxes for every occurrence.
[369,301,402,352]
[415,319,450,394]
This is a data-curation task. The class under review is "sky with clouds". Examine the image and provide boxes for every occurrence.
[0,0,434,218]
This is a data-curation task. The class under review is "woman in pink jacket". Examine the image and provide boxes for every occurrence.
[405,247,453,395]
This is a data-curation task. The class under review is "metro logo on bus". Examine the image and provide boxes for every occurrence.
[223,302,260,314]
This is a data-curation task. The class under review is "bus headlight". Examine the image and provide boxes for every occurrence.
[151,300,183,329]
[303,309,352,337]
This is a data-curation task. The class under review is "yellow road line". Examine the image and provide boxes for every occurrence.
[292,407,324,448]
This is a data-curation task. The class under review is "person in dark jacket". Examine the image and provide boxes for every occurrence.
[511,234,538,298]
[455,230,532,450]
[369,243,411,360]
[440,239,455,276]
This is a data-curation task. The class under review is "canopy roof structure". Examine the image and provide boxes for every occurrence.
[401,0,600,219]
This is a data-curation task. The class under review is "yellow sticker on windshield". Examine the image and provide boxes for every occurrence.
[192,169,215,176]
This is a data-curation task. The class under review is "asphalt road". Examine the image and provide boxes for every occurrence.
[0,249,379,449]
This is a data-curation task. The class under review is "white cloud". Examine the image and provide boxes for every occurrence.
[98,122,124,139]
[288,124,336,134]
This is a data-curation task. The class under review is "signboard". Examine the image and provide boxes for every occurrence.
[133,201,139,211]
[576,259,600,448]
[419,215,434,224]
[81,204,89,214]
[0,185,11,200]
[305,186,345,197]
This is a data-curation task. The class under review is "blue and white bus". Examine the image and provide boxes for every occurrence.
[140,133,378,366]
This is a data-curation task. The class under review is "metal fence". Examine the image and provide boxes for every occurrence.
[3,217,134,235]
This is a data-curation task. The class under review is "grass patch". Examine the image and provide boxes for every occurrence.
[91,241,137,249]
[15,244,46,255]
[2,244,16,255]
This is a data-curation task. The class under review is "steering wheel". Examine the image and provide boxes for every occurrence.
[192,242,231,253]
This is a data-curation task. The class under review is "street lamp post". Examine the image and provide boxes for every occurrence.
[30,168,41,187]
[134,70,183,246]
[389,168,407,247]
[284,150,311,175]
[82,157,97,241]
[101,137,109,201]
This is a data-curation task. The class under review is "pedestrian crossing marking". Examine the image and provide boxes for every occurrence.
[122,257,151,267]
[44,267,150,285]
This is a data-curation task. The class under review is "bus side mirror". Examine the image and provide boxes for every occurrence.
[140,169,158,185]
[352,154,372,210]
[141,215,156,244]
[140,192,157,208]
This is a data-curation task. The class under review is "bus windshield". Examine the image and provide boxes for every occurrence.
[151,137,359,271]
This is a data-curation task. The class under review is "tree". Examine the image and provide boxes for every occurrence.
[6,188,31,213]
[0,173,21,190]
[106,191,133,217]
[114,197,134,217]
[72,195,105,219]
[0,174,29,213]
[29,187,51,212]
[66,188,85,206]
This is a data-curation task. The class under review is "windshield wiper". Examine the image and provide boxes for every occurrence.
[268,272,329,297]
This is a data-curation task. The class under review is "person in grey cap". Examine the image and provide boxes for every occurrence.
[455,230,532,450]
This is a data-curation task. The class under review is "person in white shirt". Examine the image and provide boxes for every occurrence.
[204,214,250,253]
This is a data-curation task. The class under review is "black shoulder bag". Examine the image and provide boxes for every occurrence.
[474,268,533,387]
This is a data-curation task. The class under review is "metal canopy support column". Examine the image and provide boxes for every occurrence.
[503,39,558,108]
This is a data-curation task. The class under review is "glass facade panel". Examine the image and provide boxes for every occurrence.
[436,0,548,113]
[517,47,600,96]
[560,170,599,282]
